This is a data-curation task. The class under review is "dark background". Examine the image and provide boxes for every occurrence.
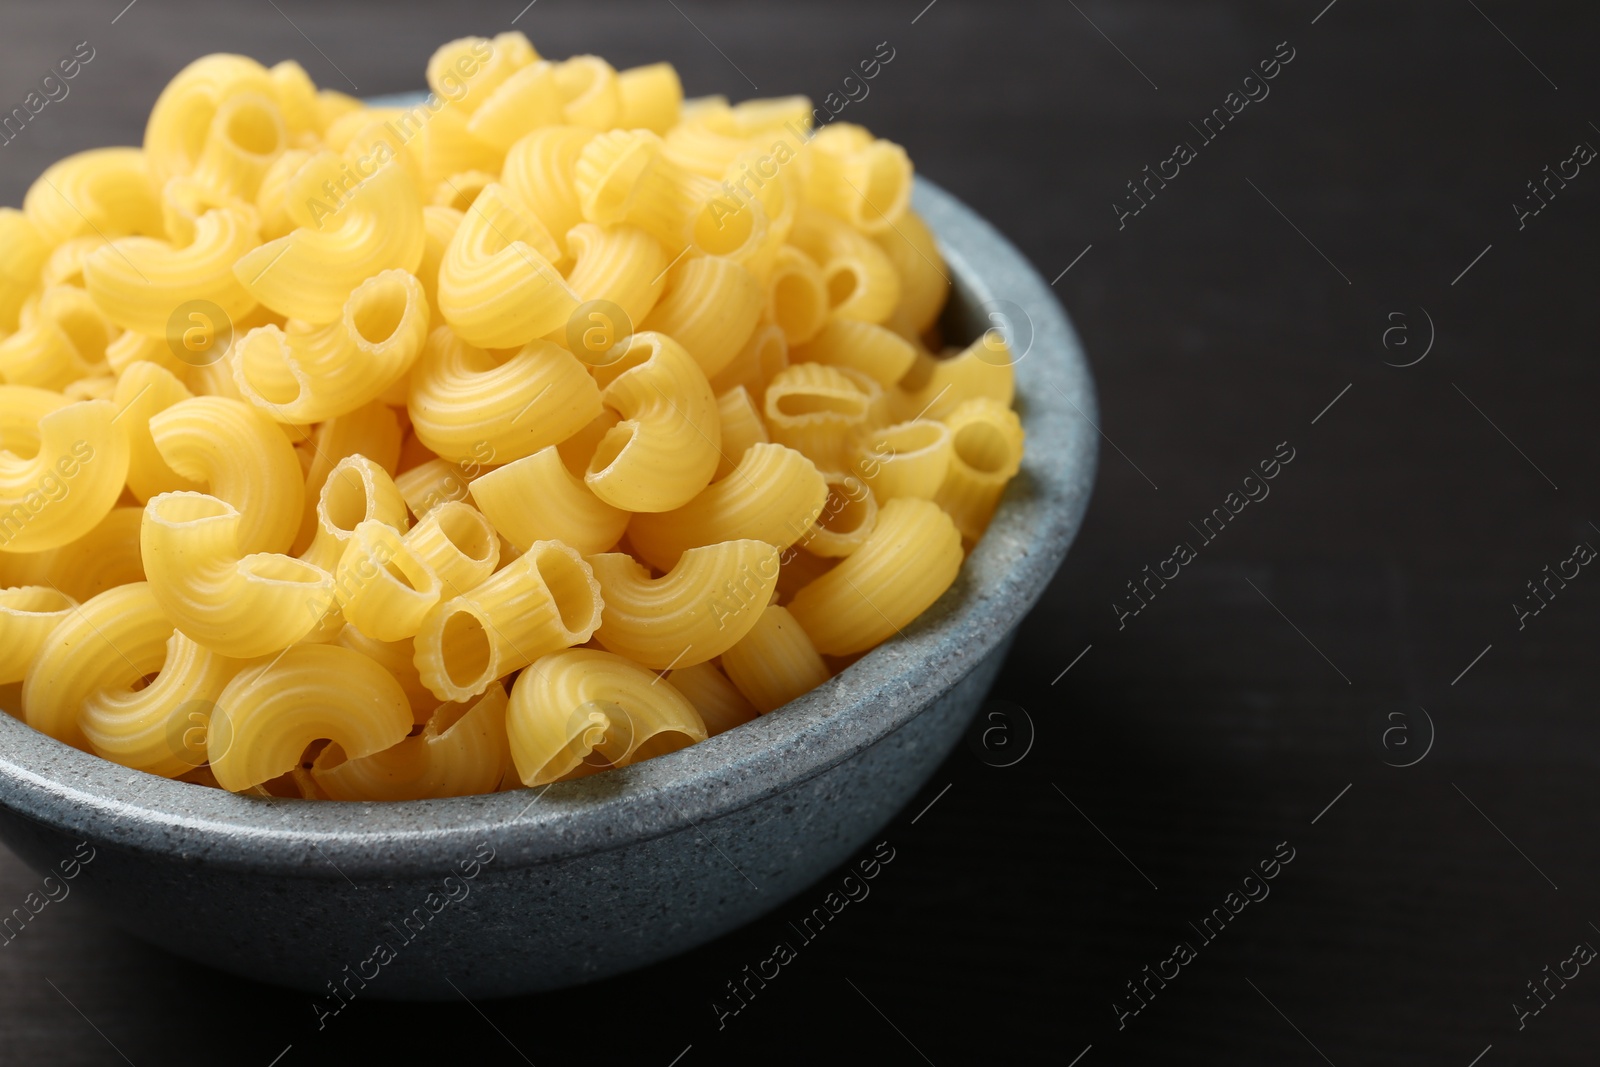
[2,1,1597,1063]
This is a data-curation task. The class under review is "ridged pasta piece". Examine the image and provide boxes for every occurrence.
[617,63,684,134]
[873,208,947,336]
[208,643,413,792]
[638,255,763,378]
[436,182,577,347]
[470,446,626,557]
[856,418,953,502]
[506,648,705,786]
[793,319,916,387]
[82,206,260,338]
[0,209,49,332]
[142,492,335,658]
[301,454,410,572]
[143,53,278,185]
[590,539,779,668]
[562,222,669,333]
[801,471,878,558]
[933,398,1026,541]
[719,603,831,714]
[0,586,76,684]
[662,95,811,178]
[395,457,483,520]
[665,661,756,735]
[403,500,499,598]
[81,631,241,778]
[628,442,827,572]
[150,396,303,553]
[255,147,315,239]
[233,151,425,324]
[787,498,962,655]
[415,540,602,703]
[500,125,597,260]
[336,519,442,642]
[189,91,289,201]
[428,34,536,115]
[2,506,146,602]
[23,148,164,245]
[433,170,498,212]
[803,123,913,236]
[711,385,770,481]
[788,206,900,325]
[417,205,463,329]
[413,102,503,190]
[231,268,430,423]
[708,322,789,404]
[22,582,170,749]
[0,285,116,390]
[335,625,437,724]
[312,681,511,801]
[114,363,201,502]
[269,59,320,139]
[762,362,874,474]
[466,61,565,152]
[554,55,621,129]
[293,402,403,553]
[893,334,1016,422]
[407,326,601,464]
[0,395,130,554]
[585,331,721,513]
[763,245,830,346]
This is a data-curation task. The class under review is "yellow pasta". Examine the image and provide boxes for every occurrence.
[114,363,201,502]
[617,63,684,134]
[562,222,669,332]
[788,206,900,325]
[0,209,48,332]
[803,123,913,236]
[293,402,403,553]
[628,442,826,572]
[143,53,278,186]
[312,681,511,801]
[23,148,164,246]
[300,454,410,573]
[208,643,413,792]
[708,322,789,403]
[436,182,577,347]
[793,318,916,387]
[762,362,874,474]
[506,648,705,786]
[335,519,442,642]
[763,244,830,346]
[893,333,1016,422]
[0,393,130,554]
[500,125,597,260]
[787,498,962,655]
[469,446,626,557]
[800,471,878,558]
[81,630,240,778]
[856,418,953,502]
[933,398,1026,541]
[231,268,429,423]
[142,492,335,657]
[665,661,756,735]
[0,285,116,391]
[415,540,602,703]
[711,385,770,481]
[720,603,831,714]
[589,539,780,668]
[2,506,146,602]
[335,625,437,724]
[638,255,763,378]
[873,208,947,336]
[0,586,76,685]
[466,62,565,153]
[402,500,499,599]
[82,207,260,339]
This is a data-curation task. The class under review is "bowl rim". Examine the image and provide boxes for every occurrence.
[0,172,1098,877]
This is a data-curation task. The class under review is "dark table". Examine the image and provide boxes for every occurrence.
[3,1,1597,1063]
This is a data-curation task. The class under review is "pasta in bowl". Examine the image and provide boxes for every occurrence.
[0,34,1096,996]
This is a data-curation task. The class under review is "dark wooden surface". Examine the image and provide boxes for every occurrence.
[3,1,1598,1063]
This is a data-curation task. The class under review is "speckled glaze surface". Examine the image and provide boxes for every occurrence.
[0,174,1097,999]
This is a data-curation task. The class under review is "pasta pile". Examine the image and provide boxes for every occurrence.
[0,34,1025,800]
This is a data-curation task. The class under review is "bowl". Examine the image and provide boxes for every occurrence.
[0,171,1097,998]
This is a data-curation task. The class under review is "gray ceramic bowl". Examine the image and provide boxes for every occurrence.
[0,171,1096,998]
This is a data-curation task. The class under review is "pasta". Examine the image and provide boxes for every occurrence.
[0,34,1025,800]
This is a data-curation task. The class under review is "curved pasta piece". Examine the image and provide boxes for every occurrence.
[553,55,621,129]
[500,125,596,260]
[336,625,437,724]
[150,396,304,554]
[584,331,720,513]
[506,648,705,786]
[0,586,76,684]
[661,95,811,178]
[300,454,410,572]
[142,492,335,658]
[763,362,874,474]
[143,53,277,185]
[0,285,116,390]
[427,33,537,116]
[788,206,900,325]
[711,385,769,481]
[21,582,168,750]
[720,603,832,714]
[406,326,601,464]
[0,209,49,332]
[23,148,164,246]
[803,123,913,235]
[293,402,403,553]
[873,208,947,336]
[933,398,1026,541]
[81,630,241,778]
[708,322,789,404]
[793,319,917,388]
[0,396,131,554]
[628,442,826,572]
[590,540,779,669]
[209,643,413,792]
[436,182,577,347]
[562,222,668,333]
[415,540,602,703]
[466,61,565,151]
[800,471,878,558]
[638,255,762,378]
[114,363,201,502]
[395,457,481,520]
[189,91,289,201]
[664,661,755,736]
[270,59,320,139]
[403,500,499,598]
[231,268,430,423]
[335,519,442,642]
[856,418,953,502]
[83,207,260,338]
[311,681,511,801]
[470,446,626,557]
[893,334,1016,422]
[233,151,426,324]
[433,170,498,212]
[787,498,962,655]
[617,62,683,134]
[2,506,146,602]
[764,245,829,346]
